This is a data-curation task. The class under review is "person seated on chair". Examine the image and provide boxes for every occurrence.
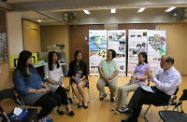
[121,55,182,122]
[68,50,88,109]
[44,51,74,116]
[13,50,62,121]
[97,49,119,102]
[111,52,150,113]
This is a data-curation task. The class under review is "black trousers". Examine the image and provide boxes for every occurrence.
[33,91,62,119]
[128,87,170,120]
[55,86,69,106]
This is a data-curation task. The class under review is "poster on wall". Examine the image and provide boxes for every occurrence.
[0,33,7,63]
[147,30,166,73]
[108,30,126,76]
[89,30,107,75]
[128,30,148,75]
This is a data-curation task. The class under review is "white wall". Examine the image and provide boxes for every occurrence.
[7,12,23,56]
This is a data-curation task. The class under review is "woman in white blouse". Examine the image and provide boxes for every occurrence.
[44,51,74,116]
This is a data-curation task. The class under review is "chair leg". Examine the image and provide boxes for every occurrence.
[67,85,76,104]
[71,89,76,104]
[2,111,11,122]
[87,88,91,102]
[144,105,151,122]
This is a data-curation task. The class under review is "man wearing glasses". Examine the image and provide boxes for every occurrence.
[121,55,182,122]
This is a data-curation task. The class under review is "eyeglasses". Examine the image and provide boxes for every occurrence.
[160,60,168,64]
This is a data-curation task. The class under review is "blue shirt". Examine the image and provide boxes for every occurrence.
[13,67,42,97]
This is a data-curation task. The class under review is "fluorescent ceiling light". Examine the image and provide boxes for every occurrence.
[83,10,90,14]
[165,7,176,12]
[111,9,116,13]
[138,8,145,13]
[37,19,42,22]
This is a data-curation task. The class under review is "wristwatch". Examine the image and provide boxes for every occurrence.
[35,89,38,94]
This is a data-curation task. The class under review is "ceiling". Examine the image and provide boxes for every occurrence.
[1,0,187,25]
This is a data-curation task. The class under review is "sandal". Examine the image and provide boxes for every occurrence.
[114,111,121,115]
[109,108,116,111]
[99,94,107,101]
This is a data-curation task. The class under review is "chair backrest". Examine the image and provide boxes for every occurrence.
[0,88,20,122]
[174,87,179,95]
[0,88,25,110]
[172,89,187,112]
[0,88,16,103]
[179,89,187,101]
[166,87,179,106]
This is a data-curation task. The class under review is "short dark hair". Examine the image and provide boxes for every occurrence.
[165,55,174,65]
[108,49,116,59]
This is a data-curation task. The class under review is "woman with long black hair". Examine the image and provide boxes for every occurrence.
[13,50,61,121]
[68,50,88,109]
[44,51,74,116]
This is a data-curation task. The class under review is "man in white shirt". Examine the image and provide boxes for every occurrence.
[122,55,182,122]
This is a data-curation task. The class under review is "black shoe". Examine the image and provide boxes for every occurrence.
[57,109,64,115]
[77,103,83,108]
[118,107,133,115]
[99,94,107,101]
[83,102,88,109]
[77,105,82,108]
[83,105,88,109]
[110,97,115,102]
[68,111,74,116]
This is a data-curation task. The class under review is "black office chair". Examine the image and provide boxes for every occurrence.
[159,89,187,122]
[0,88,37,122]
[144,87,179,122]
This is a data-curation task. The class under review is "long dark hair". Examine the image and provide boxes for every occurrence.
[74,50,83,61]
[48,51,60,71]
[16,50,33,78]
[138,51,148,63]
[74,50,85,69]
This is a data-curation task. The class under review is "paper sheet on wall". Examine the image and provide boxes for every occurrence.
[141,86,155,93]
[108,30,126,76]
